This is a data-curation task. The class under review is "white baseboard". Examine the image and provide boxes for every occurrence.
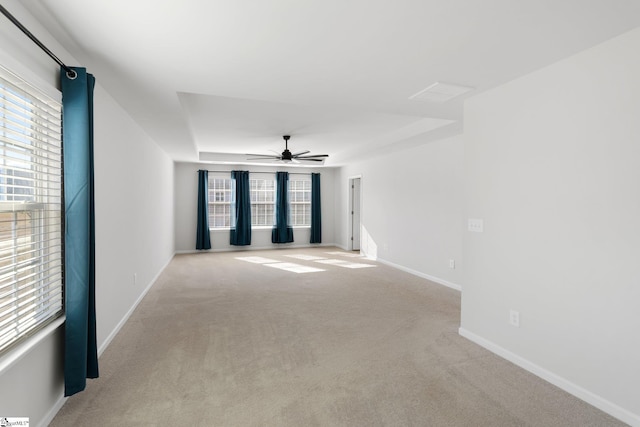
[42,254,175,426]
[458,327,640,427]
[97,253,174,356]
[38,394,67,427]
[376,257,462,291]
[176,242,337,255]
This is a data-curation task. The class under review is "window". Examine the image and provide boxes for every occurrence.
[208,176,276,228]
[0,66,63,355]
[207,174,311,229]
[250,178,275,227]
[289,178,311,227]
[208,176,233,228]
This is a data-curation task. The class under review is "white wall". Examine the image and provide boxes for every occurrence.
[174,162,335,252]
[93,86,175,351]
[0,2,175,425]
[334,135,465,289]
[460,28,640,425]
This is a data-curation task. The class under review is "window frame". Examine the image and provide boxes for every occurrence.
[207,175,233,229]
[249,177,275,228]
[206,173,313,230]
[289,177,312,228]
[0,64,64,357]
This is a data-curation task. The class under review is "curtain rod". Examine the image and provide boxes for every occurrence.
[0,4,77,79]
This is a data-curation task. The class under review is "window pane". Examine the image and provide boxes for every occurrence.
[289,179,311,227]
[249,179,275,226]
[208,175,232,229]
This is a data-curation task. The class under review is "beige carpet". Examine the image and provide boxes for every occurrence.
[51,247,625,426]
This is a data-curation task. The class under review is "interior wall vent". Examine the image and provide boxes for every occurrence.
[409,82,474,103]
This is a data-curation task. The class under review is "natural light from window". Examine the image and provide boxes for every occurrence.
[0,66,63,355]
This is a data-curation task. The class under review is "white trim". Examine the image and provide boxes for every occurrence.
[37,394,67,427]
[209,225,312,232]
[376,257,462,291]
[458,328,640,427]
[348,176,363,251]
[39,254,175,426]
[97,254,174,356]
[0,316,65,374]
[176,242,335,255]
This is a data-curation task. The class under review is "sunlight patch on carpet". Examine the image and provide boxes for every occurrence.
[285,254,328,261]
[264,262,326,273]
[315,259,376,269]
[236,256,279,264]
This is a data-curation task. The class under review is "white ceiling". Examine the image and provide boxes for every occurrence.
[20,0,640,166]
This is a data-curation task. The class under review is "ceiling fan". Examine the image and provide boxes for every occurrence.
[247,135,329,163]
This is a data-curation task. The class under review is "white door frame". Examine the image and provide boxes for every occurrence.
[348,175,362,252]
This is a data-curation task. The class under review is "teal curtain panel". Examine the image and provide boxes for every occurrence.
[272,171,294,243]
[310,173,322,244]
[196,170,212,249]
[61,67,99,396]
[230,170,251,245]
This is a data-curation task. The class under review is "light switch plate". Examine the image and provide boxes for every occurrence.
[468,218,484,232]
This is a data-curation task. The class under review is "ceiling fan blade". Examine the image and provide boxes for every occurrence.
[246,153,281,158]
[247,156,281,160]
[294,154,329,159]
[249,135,329,164]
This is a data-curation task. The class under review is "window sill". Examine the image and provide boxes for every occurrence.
[0,315,65,374]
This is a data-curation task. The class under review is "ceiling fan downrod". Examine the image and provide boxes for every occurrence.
[281,135,292,161]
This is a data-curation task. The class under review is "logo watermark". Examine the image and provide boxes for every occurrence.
[0,418,29,427]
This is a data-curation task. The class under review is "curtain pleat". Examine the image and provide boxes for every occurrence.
[230,170,251,245]
[310,173,322,244]
[196,170,212,249]
[272,171,294,243]
[61,67,99,397]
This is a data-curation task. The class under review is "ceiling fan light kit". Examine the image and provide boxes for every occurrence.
[247,135,329,163]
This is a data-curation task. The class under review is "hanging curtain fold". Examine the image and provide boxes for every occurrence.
[272,171,294,243]
[196,170,212,249]
[310,173,322,244]
[61,67,99,396]
[230,170,251,246]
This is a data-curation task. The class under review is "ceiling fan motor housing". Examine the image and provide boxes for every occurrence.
[281,149,293,161]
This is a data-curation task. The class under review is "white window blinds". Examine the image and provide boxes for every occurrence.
[0,66,63,354]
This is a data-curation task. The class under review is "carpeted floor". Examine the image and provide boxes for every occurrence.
[50,247,626,426]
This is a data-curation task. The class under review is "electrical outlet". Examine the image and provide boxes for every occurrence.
[449,259,455,269]
[133,273,137,285]
[509,309,520,327]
